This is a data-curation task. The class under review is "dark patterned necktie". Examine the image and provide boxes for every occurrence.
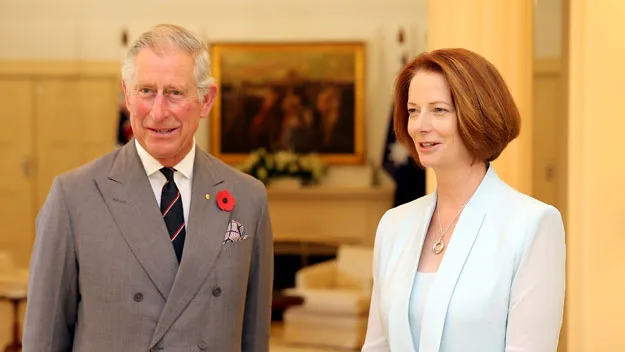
[160,167,185,262]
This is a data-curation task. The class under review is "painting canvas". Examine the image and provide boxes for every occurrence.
[210,42,365,164]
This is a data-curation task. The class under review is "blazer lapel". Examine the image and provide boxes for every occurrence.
[420,197,486,351]
[388,193,436,352]
[150,150,232,347]
[95,142,179,300]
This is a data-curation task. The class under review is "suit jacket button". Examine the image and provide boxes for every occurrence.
[212,286,221,297]
[133,293,143,302]
[197,340,209,350]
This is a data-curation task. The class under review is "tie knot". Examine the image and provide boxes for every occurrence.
[160,167,176,182]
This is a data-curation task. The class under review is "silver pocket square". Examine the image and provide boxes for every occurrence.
[223,220,248,243]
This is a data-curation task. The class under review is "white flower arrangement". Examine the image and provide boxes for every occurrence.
[236,148,326,186]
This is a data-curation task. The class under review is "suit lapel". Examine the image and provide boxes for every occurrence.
[420,194,487,351]
[151,150,232,347]
[388,194,436,352]
[95,141,178,300]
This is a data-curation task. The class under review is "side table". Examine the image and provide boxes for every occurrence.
[0,289,27,352]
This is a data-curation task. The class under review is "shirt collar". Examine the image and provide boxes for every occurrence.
[135,138,195,180]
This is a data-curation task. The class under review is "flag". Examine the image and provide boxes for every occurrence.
[381,26,426,206]
[381,107,426,206]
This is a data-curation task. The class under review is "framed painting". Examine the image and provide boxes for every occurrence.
[209,42,365,165]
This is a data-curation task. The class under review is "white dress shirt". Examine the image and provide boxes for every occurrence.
[135,139,194,225]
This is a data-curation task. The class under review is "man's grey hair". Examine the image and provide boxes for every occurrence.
[121,24,213,102]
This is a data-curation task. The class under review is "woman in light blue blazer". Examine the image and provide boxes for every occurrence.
[362,48,565,352]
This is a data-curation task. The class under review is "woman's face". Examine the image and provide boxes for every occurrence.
[406,71,474,170]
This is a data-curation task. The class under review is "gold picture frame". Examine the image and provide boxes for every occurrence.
[209,42,365,165]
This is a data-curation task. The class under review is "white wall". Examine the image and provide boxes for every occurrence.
[0,0,428,166]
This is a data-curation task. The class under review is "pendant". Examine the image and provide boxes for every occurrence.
[432,239,445,254]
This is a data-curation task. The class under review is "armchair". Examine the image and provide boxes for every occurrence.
[282,245,373,349]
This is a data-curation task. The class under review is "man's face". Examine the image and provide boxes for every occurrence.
[123,46,216,166]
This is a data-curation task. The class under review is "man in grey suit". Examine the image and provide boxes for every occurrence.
[23,24,274,352]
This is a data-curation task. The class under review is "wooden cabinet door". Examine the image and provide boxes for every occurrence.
[533,69,561,207]
[0,72,119,349]
[35,77,118,210]
[0,79,35,267]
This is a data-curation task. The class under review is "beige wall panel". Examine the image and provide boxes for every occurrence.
[566,0,625,350]
[532,60,562,207]
[76,78,119,145]
[35,78,85,209]
[0,79,33,351]
[0,79,35,267]
[35,78,118,209]
[0,65,119,348]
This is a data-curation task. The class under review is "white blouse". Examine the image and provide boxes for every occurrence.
[408,272,437,351]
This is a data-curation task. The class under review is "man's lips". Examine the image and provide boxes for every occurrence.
[148,127,179,134]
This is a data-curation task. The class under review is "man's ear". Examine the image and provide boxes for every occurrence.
[121,80,131,112]
[200,84,218,119]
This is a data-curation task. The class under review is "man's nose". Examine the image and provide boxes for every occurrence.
[150,93,168,121]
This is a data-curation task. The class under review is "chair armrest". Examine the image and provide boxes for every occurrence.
[284,288,371,315]
[335,272,373,292]
[294,260,337,289]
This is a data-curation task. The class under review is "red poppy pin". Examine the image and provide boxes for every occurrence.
[216,190,236,212]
